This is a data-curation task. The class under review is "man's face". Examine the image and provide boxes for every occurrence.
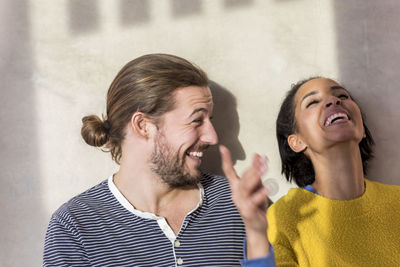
[150,86,218,188]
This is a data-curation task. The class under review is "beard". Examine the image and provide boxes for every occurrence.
[150,132,202,188]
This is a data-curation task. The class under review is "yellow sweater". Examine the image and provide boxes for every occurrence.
[267,179,400,266]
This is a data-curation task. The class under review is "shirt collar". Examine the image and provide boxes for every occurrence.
[107,174,204,220]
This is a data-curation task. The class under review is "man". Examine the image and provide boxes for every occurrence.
[44,54,256,266]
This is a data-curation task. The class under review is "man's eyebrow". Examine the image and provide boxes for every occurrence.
[189,108,208,118]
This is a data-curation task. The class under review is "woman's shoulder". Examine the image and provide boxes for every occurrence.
[366,178,400,189]
[267,187,316,220]
[365,178,400,199]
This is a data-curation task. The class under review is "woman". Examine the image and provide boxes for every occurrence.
[221,77,400,266]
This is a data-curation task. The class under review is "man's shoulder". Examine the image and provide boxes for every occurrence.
[51,179,111,222]
[200,173,231,193]
[199,173,243,227]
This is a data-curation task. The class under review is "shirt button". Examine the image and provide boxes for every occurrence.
[174,240,181,247]
[177,258,183,265]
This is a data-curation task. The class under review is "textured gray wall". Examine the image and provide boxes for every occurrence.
[1,0,399,266]
[334,0,400,186]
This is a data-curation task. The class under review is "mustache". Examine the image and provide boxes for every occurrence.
[188,144,210,152]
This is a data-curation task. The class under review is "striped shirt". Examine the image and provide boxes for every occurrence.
[43,173,246,266]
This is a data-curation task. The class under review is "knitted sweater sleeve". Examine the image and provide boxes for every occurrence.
[267,204,299,267]
[270,232,298,266]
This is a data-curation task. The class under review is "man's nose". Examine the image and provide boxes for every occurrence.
[200,120,218,145]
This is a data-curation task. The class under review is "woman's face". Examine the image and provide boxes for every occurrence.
[288,78,364,155]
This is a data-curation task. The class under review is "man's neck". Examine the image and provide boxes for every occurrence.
[311,143,365,200]
[113,163,200,234]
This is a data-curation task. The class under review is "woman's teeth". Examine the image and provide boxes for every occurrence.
[325,112,349,126]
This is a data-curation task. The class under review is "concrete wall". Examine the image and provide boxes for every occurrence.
[1,0,400,265]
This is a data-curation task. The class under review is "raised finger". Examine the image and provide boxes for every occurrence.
[250,186,270,211]
[240,154,267,193]
[219,145,239,184]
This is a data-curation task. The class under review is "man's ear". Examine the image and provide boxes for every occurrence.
[288,134,307,153]
[130,112,154,139]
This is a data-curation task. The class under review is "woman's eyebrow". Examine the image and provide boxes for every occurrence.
[330,85,347,91]
[301,86,348,105]
[301,91,318,105]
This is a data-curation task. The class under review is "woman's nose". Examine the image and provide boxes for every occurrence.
[325,96,341,107]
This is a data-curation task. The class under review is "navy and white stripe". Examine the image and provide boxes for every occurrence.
[43,173,246,266]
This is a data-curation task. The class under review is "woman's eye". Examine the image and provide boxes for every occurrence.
[306,100,319,108]
[338,94,349,99]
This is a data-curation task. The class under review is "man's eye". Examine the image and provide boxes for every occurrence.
[192,119,203,124]
[306,100,319,108]
[338,94,349,100]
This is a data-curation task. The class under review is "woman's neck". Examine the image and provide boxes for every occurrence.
[310,144,365,200]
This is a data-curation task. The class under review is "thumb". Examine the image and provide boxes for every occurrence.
[219,145,239,184]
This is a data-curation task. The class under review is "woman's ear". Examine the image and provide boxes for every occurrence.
[288,134,307,153]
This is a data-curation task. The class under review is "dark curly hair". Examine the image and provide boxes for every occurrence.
[276,77,375,187]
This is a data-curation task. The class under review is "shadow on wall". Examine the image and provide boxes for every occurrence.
[224,0,254,9]
[69,0,204,33]
[334,1,400,185]
[69,0,100,34]
[172,0,203,17]
[69,0,255,33]
[201,81,246,176]
[0,0,45,266]
[120,0,151,26]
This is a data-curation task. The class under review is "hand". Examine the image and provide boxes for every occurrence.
[219,145,271,258]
